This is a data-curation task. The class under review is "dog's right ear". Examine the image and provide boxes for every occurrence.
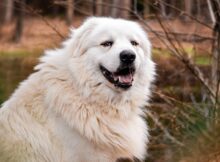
[63,17,99,57]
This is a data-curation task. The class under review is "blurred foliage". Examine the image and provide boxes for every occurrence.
[147,93,220,162]
[0,50,39,105]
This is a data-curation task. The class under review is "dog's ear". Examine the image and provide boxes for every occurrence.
[64,17,99,57]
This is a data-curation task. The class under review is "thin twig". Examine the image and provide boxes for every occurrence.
[144,110,185,147]
[151,31,214,42]
[153,90,195,109]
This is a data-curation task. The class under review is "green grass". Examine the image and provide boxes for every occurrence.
[152,48,171,59]
[152,47,211,66]
[194,55,211,65]
[0,50,40,105]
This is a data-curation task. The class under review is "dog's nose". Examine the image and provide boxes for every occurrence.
[120,50,136,64]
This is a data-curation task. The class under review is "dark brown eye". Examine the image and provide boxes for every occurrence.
[100,41,113,47]
[131,40,139,46]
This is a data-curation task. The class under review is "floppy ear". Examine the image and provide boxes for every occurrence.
[64,17,98,57]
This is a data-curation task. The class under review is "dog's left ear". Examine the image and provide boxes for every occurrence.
[64,17,98,57]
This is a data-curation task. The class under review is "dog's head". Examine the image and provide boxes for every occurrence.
[66,17,155,99]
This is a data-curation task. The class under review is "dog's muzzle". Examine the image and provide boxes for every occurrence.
[100,50,136,90]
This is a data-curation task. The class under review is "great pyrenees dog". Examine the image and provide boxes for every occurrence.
[0,17,155,162]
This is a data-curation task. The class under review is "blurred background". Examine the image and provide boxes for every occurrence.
[0,0,220,161]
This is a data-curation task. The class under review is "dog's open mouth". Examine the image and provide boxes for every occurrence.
[100,65,135,89]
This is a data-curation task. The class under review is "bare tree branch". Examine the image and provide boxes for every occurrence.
[151,31,214,42]
[210,0,220,106]
[207,0,216,25]
[157,0,213,29]
[13,0,65,39]
[145,109,185,147]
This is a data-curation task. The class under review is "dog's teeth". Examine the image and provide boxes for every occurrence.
[113,75,118,82]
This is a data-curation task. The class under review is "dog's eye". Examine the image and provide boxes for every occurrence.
[100,41,113,47]
[131,40,139,46]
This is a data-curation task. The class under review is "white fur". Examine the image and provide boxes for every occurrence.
[0,17,155,162]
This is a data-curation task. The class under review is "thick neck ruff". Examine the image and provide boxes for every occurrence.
[39,59,149,159]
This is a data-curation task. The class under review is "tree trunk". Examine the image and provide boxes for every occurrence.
[184,0,192,21]
[133,0,138,13]
[5,0,14,23]
[207,0,215,25]
[143,0,150,18]
[13,0,25,42]
[66,0,74,25]
[111,0,131,18]
[102,0,111,16]
[92,0,96,15]
[119,0,131,18]
[111,0,119,18]
[196,0,201,19]
[210,0,220,102]
[0,0,6,23]
[159,1,167,18]
[96,0,103,16]
[169,0,177,17]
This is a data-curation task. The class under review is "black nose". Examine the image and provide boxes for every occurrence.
[120,50,136,64]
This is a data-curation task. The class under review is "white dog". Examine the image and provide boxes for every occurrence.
[0,17,155,162]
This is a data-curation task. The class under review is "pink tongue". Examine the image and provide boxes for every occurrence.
[119,74,133,84]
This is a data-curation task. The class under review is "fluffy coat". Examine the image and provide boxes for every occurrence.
[0,17,155,162]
